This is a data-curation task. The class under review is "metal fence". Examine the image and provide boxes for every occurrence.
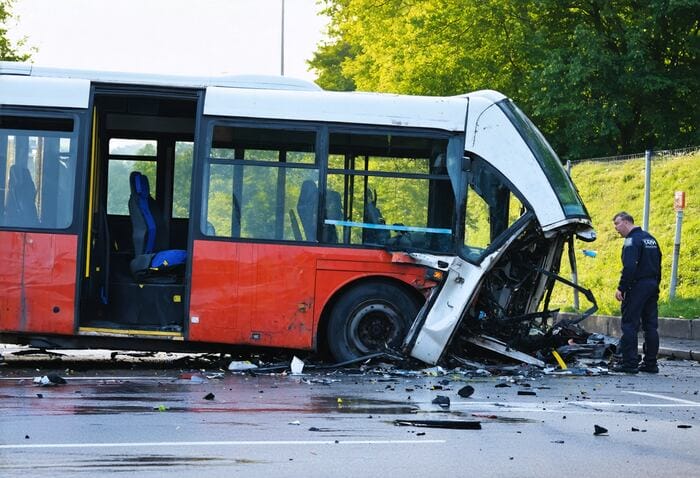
[571,145,700,164]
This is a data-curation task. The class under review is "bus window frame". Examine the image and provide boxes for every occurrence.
[459,155,535,265]
[0,107,86,234]
[199,118,322,243]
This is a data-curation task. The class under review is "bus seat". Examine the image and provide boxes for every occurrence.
[322,189,342,243]
[363,188,389,245]
[4,165,39,227]
[297,180,318,241]
[128,171,186,280]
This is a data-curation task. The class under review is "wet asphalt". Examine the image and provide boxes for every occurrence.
[1,354,699,478]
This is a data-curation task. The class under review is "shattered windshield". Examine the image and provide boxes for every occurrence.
[461,158,527,262]
[498,100,588,218]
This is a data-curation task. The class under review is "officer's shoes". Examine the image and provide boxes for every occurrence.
[612,364,639,374]
[639,363,659,374]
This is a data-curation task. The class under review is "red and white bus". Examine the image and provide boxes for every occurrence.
[0,62,595,364]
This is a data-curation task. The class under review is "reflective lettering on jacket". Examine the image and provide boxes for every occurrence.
[618,227,662,292]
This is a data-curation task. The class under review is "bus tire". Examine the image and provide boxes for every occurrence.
[326,281,420,362]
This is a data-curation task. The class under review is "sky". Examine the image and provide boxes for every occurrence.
[5,0,330,81]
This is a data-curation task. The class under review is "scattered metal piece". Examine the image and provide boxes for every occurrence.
[517,390,536,396]
[594,425,608,435]
[465,335,545,367]
[394,419,481,430]
[203,392,215,400]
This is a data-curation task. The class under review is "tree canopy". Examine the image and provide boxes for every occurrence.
[309,0,700,160]
[1,0,31,61]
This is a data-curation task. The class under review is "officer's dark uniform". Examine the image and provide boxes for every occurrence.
[618,226,662,369]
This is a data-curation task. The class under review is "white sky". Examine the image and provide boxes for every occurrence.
[6,0,329,81]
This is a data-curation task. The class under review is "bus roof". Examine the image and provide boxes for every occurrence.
[1,62,472,132]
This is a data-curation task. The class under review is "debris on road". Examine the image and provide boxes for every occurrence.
[517,390,537,396]
[458,385,475,398]
[33,374,66,386]
[594,425,608,436]
[203,392,215,400]
[394,419,482,430]
[432,395,450,408]
[291,356,305,375]
[677,424,692,429]
[228,360,259,372]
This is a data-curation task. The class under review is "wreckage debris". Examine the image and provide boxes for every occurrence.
[432,395,450,408]
[594,425,608,436]
[394,419,481,430]
[228,360,259,372]
[677,424,692,429]
[517,390,537,396]
[203,392,215,400]
[458,385,475,398]
[33,374,66,386]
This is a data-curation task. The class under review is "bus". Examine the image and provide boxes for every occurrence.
[0,62,596,365]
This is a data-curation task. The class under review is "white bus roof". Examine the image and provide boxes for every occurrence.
[1,62,472,131]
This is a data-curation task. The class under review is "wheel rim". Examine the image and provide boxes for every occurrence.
[347,301,403,354]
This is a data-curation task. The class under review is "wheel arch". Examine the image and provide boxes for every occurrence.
[315,274,425,358]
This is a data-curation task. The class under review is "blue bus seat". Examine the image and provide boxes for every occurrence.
[128,171,186,280]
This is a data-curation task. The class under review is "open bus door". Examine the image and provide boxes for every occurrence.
[77,88,199,342]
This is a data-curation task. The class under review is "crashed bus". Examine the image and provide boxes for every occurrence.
[0,62,596,365]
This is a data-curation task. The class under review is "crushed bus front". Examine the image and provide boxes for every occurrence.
[403,91,597,365]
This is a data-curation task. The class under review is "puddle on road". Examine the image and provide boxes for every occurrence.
[311,396,420,415]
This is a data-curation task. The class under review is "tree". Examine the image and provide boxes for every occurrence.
[310,0,700,160]
[1,0,31,61]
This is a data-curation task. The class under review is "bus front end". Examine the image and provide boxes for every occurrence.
[404,91,596,365]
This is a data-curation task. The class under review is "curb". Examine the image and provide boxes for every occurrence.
[558,313,697,340]
[559,313,699,361]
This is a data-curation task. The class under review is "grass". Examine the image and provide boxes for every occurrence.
[548,151,700,319]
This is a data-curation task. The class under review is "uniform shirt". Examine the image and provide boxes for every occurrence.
[618,226,662,292]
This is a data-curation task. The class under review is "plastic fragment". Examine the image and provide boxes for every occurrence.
[203,392,215,400]
[228,361,258,371]
[458,385,475,398]
[517,390,537,396]
[594,425,608,435]
[288,420,301,425]
[677,424,692,429]
[291,356,305,375]
[432,395,450,408]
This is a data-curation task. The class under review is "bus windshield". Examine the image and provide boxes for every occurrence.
[497,100,587,218]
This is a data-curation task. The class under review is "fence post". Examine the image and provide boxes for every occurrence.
[669,192,685,299]
[643,150,652,230]
[565,161,579,310]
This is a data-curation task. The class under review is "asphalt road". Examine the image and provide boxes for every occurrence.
[1,354,699,478]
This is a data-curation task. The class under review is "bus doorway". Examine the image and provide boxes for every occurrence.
[79,89,199,336]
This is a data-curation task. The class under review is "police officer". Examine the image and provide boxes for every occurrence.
[612,212,662,374]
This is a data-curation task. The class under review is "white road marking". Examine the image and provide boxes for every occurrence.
[624,391,700,405]
[0,439,445,450]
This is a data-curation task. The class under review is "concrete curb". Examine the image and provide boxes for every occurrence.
[558,313,697,339]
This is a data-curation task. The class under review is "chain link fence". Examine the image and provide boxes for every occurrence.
[571,145,700,164]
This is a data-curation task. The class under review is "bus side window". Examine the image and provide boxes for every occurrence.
[204,124,318,242]
[0,116,77,230]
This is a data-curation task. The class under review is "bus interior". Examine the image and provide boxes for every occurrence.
[80,88,199,335]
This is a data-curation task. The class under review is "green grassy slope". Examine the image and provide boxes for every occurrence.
[548,151,700,318]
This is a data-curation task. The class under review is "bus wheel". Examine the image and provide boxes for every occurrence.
[327,281,420,362]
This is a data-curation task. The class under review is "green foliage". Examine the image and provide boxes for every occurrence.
[0,0,32,61]
[549,151,700,319]
[311,0,700,160]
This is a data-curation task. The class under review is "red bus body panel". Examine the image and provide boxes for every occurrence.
[188,240,430,348]
[0,231,77,334]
